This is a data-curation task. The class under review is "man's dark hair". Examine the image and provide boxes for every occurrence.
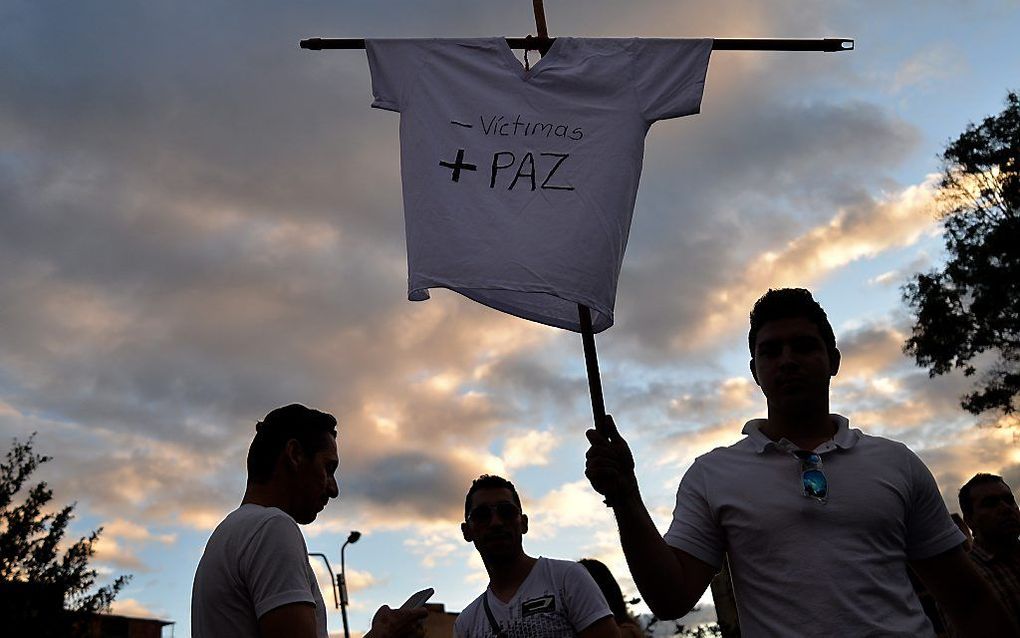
[959,473,1007,518]
[246,404,338,484]
[748,288,837,357]
[464,474,522,521]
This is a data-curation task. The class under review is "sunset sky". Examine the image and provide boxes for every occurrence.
[2,1,1019,636]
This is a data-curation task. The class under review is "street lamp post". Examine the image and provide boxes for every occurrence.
[339,530,362,638]
[307,552,339,610]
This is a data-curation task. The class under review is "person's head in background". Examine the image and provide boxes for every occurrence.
[578,558,637,627]
[959,473,1020,550]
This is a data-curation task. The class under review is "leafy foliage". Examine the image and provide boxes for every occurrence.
[904,91,1020,417]
[0,434,131,612]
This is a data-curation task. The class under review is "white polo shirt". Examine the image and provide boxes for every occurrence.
[664,415,964,637]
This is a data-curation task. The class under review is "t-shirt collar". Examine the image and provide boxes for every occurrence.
[493,36,566,80]
[742,413,859,454]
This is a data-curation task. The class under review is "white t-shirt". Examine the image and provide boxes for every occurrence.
[366,38,712,333]
[664,415,966,637]
[191,504,327,638]
[455,557,613,637]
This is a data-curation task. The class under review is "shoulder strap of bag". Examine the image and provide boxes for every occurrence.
[482,591,507,638]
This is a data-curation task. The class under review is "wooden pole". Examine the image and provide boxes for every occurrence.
[532,0,549,39]
[578,304,608,426]
[529,1,609,431]
[300,37,854,52]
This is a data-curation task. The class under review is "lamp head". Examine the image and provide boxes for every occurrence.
[347,531,362,544]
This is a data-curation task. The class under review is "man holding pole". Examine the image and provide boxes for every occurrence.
[585,288,1017,636]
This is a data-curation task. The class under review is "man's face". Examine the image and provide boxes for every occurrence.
[291,434,340,524]
[461,487,527,562]
[966,481,1020,544]
[751,316,840,409]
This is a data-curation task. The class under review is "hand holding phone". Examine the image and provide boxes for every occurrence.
[399,587,434,610]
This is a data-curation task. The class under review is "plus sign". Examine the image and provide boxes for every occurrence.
[439,148,477,182]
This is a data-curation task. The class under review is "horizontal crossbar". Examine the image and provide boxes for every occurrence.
[299,37,854,52]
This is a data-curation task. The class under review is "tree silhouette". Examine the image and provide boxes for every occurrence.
[903,91,1020,418]
[0,434,131,613]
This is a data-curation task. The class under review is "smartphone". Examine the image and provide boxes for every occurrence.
[399,587,435,610]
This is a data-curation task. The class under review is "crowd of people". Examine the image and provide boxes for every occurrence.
[190,288,1020,637]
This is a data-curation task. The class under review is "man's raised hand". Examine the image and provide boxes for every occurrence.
[365,604,428,638]
[585,414,639,505]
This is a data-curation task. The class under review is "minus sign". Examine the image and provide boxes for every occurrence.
[450,121,473,128]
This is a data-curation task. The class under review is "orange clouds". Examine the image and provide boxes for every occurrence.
[691,176,941,349]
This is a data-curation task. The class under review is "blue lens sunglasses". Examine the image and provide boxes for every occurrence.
[794,450,828,502]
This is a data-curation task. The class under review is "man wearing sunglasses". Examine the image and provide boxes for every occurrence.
[585,288,1016,636]
[455,474,620,637]
[192,404,427,638]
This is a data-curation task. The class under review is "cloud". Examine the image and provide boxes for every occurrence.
[502,429,561,470]
[837,322,912,379]
[683,176,940,350]
[92,536,148,573]
[0,0,942,553]
[611,109,926,359]
[101,519,177,545]
[891,46,968,93]
[666,378,758,423]
[526,480,615,539]
[404,529,465,569]
[91,518,178,573]
[868,252,936,288]
[0,5,1003,637]
[108,598,167,620]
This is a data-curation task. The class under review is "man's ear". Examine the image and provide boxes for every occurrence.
[829,348,841,377]
[461,521,473,543]
[749,358,759,385]
[284,439,305,469]
[521,513,529,536]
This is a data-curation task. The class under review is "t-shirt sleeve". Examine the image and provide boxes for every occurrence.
[903,448,966,560]
[626,38,712,122]
[452,613,466,638]
[239,514,317,619]
[559,561,614,632]
[365,39,433,112]
[663,459,725,569]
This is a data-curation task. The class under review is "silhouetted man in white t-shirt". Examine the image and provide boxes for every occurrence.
[192,404,426,638]
[456,474,619,638]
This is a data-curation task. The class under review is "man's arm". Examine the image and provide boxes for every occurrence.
[578,615,621,638]
[585,415,717,619]
[910,544,1019,637]
[258,602,318,638]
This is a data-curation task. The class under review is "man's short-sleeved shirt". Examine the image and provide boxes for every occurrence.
[366,38,712,333]
[664,415,965,637]
[191,504,327,638]
[968,544,1020,630]
[454,557,613,637]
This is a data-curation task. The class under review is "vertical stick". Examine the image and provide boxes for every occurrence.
[578,304,608,430]
[537,2,608,434]
[532,0,549,39]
